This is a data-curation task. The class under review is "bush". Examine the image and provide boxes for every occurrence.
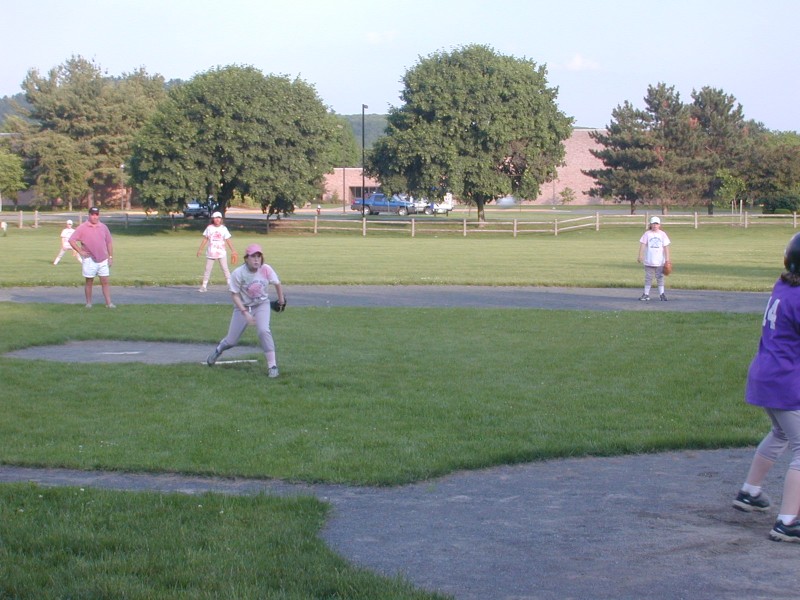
[759,196,800,214]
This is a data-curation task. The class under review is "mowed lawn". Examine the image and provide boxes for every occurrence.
[0,218,792,290]
[0,219,783,598]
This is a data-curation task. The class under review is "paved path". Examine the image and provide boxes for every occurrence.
[0,284,771,313]
[3,284,794,600]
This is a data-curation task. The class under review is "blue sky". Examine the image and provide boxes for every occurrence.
[4,0,798,131]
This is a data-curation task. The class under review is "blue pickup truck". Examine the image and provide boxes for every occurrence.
[351,193,416,216]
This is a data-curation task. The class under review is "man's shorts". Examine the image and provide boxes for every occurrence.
[82,257,110,278]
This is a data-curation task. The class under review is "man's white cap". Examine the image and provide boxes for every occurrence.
[211,211,223,219]
[66,219,73,225]
[649,216,661,224]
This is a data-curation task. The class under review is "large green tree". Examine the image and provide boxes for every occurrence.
[18,56,166,207]
[741,131,800,210]
[367,44,572,221]
[129,65,340,215]
[0,146,25,209]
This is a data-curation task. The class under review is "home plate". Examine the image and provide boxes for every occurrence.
[3,340,260,364]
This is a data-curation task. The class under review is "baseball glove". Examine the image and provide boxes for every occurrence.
[663,261,673,276]
[270,298,287,313]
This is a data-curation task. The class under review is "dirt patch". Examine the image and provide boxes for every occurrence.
[3,340,260,364]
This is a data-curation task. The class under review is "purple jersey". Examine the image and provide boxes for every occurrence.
[746,279,800,409]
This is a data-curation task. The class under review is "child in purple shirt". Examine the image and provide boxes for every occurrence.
[734,232,800,542]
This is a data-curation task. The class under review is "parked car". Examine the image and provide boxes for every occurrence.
[412,195,454,215]
[351,193,416,216]
[183,197,219,219]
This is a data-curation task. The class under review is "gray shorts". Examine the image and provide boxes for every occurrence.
[756,407,800,470]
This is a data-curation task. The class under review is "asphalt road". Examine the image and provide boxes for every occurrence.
[2,284,793,600]
[0,284,771,313]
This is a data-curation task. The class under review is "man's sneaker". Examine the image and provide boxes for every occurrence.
[268,366,279,378]
[660,293,668,301]
[106,303,116,309]
[769,520,800,543]
[206,346,223,366]
[639,294,650,301]
[733,490,771,512]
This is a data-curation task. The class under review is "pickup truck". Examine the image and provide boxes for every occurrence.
[183,198,219,219]
[351,193,416,216]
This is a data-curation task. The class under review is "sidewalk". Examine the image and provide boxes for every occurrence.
[0,284,770,313]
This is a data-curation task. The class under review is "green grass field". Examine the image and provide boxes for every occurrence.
[0,221,781,598]
[0,218,793,290]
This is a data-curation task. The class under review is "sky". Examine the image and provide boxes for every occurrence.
[3,0,799,131]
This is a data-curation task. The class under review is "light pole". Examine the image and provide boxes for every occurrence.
[119,163,126,211]
[337,124,346,215]
[361,104,368,218]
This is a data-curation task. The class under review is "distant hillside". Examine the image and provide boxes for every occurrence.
[0,93,29,125]
[342,113,387,149]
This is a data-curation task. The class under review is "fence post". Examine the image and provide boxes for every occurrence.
[596,212,600,231]
[794,212,797,229]
[463,219,467,237]
[313,215,318,234]
[694,212,698,229]
[745,212,749,228]
[554,219,558,236]
[18,210,23,228]
[411,218,415,238]
[34,210,39,228]
[125,213,129,229]
[513,219,517,238]
[362,217,367,237]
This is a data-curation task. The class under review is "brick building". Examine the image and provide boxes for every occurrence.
[321,128,607,206]
[321,168,380,208]
[532,128,605,205]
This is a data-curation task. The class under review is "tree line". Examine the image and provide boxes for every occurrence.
[586,83,800,214]
[0,47,797,220]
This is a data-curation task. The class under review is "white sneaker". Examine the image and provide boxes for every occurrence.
[198,287,207,293]
[268,366,279,378]
[84,303,92,309]
[106,303,117,309]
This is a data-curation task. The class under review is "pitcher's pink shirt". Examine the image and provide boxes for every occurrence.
[70,221,112,262]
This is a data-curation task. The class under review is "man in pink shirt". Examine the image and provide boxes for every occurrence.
[69,207,115,308]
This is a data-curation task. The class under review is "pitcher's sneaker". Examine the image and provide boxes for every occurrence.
[268,366,279,378]
[639,294,650,301]
[733,490,771,512]
[207,347,223,366]
[769,520,800,543]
